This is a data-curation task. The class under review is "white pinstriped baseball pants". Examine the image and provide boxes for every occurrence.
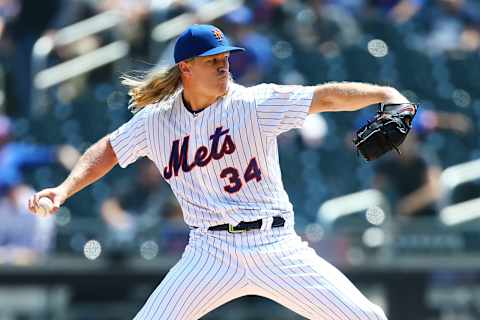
[133,224,387,320]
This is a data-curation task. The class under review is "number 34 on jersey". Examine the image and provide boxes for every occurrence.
[163,126,262,194]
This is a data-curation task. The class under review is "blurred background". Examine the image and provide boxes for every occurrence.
[1,0,480,319]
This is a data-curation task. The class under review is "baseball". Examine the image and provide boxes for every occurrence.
[36,197,54,217]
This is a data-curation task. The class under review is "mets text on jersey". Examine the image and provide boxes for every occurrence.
[163,126,235,179]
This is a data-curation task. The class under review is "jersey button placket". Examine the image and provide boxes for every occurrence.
[190,116,205,194]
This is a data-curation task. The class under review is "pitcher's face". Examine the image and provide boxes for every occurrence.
[181,52,230,97]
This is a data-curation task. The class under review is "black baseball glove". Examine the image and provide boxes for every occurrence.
[353,102,418,161]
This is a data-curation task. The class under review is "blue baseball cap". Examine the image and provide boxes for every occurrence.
[174,24,245,63]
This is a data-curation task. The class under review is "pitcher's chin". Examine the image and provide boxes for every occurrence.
[217,80,229,96]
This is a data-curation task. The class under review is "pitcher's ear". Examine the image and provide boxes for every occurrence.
[178,60,193,76]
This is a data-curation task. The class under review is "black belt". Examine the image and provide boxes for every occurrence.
[207,216,285,233]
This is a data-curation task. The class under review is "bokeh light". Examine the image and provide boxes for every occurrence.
[362,227,385,248]
[368,39,388,58]
[55,207,71,226]
[140,240,159,260]
[304,223,324,242]
[365,206,386,226]
[83,240,102,260]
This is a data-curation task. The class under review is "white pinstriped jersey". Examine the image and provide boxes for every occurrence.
[112,82,388,320]
[109,83,314,228]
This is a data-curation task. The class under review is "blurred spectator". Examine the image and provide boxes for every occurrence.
[224,6,274,85]
[0,115,79,264]
[0,115,80,195]
[373,132,442,218]
[365,0,426,24]
[412,0,480,54]
[288,0,361,54]
[362,103,473,218]
[159,199,188,255]
[413,108,473,136]
[0,184,55,265]
[100,159,174,247]
[0,115,79,170]
[0,0,86,116]
[101,0,149,23]
[99,0,151,60]
[249,0,286,26]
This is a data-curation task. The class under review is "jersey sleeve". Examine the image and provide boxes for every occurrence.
[251,83,315,136]
[109,109,151,168]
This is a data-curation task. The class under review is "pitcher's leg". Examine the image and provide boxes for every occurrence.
[248,237,387,320]
[133,242,247,320]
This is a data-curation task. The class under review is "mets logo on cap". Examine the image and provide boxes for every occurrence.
[212,28,224,42]
[173,24,245,63]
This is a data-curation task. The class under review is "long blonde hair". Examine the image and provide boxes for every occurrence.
[121,64,182,113]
